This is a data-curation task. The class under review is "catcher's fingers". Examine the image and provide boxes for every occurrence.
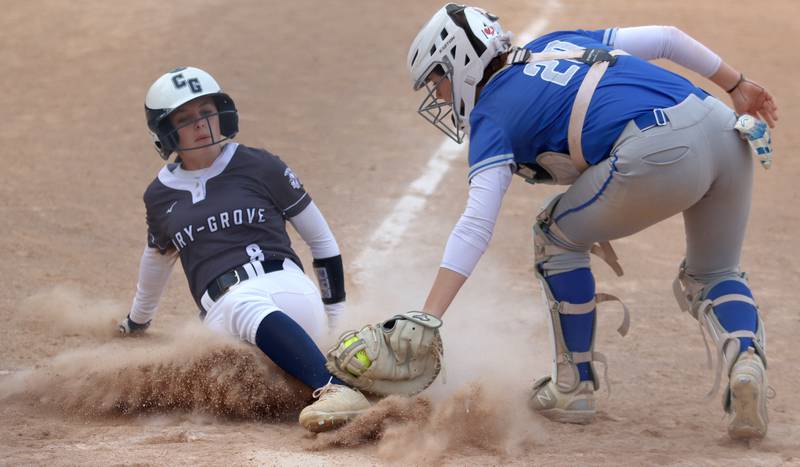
[119,315,151,336]
[755,91,778,128]
[760,93,779,128]
[732,80,778,128]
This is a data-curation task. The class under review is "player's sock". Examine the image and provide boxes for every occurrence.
[254,311,344,389]
[545,268,596,382]
[707,279,758,352]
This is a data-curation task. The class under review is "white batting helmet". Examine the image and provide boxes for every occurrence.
[407,4,511,143]
[144,66,238,159]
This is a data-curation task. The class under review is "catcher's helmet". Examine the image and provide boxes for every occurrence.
[407,4,511,143]
[144,66,238,159]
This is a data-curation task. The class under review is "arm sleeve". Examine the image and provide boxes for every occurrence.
[129,245,178,324]
[612,26,722,77]
[288,201,341,259]
[290,201,346,306]
[440,164,512,277]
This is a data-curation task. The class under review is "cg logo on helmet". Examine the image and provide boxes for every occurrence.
[171,73,203,93]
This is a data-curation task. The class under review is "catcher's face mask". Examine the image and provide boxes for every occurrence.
[415,61,464,144]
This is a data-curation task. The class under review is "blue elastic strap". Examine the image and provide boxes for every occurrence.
[706,280,758,352]
[545,268,596,382]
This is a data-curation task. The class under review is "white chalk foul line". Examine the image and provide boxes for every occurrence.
[352,138,462,281]
[352,4,557,281]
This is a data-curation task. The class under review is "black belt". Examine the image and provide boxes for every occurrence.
[205,259,284,302]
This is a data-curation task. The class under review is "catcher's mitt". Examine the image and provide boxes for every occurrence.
[325,311,443,397]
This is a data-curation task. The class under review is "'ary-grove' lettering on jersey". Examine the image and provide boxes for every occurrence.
[170,207,268,251]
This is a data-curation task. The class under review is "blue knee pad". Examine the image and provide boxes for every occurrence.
[706,279,758,352]
[545,268,596,382]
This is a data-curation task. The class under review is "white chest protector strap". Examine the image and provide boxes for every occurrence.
[504,47,630,171]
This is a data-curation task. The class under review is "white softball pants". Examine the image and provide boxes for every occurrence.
[201,258,326,345]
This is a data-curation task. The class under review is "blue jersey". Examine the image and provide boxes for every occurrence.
[467,28,708,180]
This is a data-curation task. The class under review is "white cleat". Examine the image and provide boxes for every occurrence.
[299,383,370,433]
[528,376,596,425]
[726,347,768,440]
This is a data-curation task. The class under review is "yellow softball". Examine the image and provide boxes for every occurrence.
[343,336,371,374]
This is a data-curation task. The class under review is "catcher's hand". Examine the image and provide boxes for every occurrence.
[118,314,151,336]
[325,311,443,397]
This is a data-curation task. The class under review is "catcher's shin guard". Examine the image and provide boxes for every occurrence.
[540,268,599,391]
[673,261,768,412]
[530,195,629,423]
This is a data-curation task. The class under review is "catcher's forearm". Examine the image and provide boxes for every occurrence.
[709,61,743,94]
[422,267,467,318]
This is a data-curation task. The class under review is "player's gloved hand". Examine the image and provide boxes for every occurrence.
[324,302,345,332]
[325,311,444,396]
[119,314,151,336]
[734,114,774,169]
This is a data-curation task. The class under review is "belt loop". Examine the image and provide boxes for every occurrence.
[654,108,668,126]
[200,291,216,318]
[242,262,257,279]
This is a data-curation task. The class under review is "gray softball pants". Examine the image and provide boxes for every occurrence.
[541,93,753,284]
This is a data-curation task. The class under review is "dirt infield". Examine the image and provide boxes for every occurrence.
[1,0,799,465]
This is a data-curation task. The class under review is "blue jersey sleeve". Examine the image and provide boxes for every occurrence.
[467,112,514,181]
[573,28,618,46]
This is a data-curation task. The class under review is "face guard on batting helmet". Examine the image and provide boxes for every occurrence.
[407,4,511,143]
[144,66,238,160]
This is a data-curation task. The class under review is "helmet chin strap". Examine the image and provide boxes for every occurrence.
[174,138,230,170]
[175,135,230,154]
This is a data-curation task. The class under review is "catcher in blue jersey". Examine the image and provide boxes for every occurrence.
[117,66,370,433]
[330,4,780,440]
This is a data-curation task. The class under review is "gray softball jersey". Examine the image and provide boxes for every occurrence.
[143,143,311,305]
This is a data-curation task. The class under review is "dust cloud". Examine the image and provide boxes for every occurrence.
[3,260,552,461]
[312,384,544,462]
[19,284,126,339]
[0,335,310,420]
[3,287,311,420]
